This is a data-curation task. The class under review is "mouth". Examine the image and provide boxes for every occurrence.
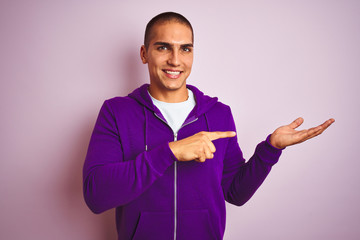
[163,69,182,79]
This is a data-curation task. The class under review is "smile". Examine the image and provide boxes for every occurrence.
[163,69,182,79]
[163,70,181,75]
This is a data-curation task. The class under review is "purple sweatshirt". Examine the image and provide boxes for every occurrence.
[83,84,282,240]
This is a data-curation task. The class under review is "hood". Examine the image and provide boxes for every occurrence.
[128,84,218,118]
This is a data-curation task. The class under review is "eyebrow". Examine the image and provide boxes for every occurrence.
[153,42,194,48]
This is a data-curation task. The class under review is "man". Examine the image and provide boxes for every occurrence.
[83,12,334,240]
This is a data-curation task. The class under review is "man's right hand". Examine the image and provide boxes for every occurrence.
[169,131,236,162]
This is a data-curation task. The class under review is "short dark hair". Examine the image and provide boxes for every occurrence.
[144,12,194,49]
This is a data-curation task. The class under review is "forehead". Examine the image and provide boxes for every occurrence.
[149,21,193,44]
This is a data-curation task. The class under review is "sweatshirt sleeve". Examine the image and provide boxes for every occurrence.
[82,100,176,214]
[221,108,283,206]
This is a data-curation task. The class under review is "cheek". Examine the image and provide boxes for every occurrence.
[150,56,166,68]
[185,58,193,70]
[185,53,193,63]
[147,60,160,71]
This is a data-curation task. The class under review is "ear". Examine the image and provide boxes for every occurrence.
[140,45,148,64]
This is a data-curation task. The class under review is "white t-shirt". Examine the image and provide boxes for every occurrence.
[149,89,196,134]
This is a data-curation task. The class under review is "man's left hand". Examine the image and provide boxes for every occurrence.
[269,117,335,149]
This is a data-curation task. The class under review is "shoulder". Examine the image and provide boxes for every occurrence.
[98,96,143,120]
[203,100,235,132]
[209,101,233,117]
[213,101,231,111]
[188,84,232,115]
[104,95,140,110]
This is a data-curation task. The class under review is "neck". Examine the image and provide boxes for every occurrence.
[148,85,188,103]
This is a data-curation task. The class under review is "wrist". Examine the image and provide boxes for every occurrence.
[168,142,179,160]
[268,134,285,150]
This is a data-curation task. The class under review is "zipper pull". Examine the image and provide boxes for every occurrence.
[174,133,178,142]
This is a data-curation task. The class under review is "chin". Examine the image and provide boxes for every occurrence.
[164,81,186,91]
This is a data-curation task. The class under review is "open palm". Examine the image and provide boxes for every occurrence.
[270,117,335,149]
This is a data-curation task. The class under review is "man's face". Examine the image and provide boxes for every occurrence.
[141,21,194,94]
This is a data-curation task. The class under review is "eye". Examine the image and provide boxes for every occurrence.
[182,47,192,52]
[158,46,168,51]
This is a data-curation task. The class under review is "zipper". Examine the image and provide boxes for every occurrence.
[173,117,198,240]
[181,117,199,129]
[173,132,178,240]
[154,113,198,240]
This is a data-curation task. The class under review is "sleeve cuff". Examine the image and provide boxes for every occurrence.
[255,134,284,166]
[145,142,177,175]
[265,134,286,151]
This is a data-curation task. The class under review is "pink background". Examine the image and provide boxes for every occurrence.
[1,1,359,239]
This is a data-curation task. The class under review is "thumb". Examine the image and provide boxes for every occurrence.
[289,117,304,129]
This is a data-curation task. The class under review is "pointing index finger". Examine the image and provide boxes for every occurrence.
[208,131,236,141]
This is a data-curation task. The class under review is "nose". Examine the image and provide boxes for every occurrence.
[167,49,180,66]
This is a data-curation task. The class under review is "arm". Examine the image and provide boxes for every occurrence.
[222,116,335,206]
[221,133,281,206]
[82,101,176,214]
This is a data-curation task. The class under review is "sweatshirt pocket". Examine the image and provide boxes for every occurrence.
[178,209,218,240]
[132,211,173,240]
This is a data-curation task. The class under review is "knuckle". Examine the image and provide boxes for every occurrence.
[194,132,203,138]
[201,134,208,140]
[195,149,201,156]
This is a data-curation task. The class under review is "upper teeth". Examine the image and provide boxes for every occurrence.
[165,70,180,75]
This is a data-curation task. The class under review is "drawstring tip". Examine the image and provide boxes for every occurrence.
[145,145,148,151]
